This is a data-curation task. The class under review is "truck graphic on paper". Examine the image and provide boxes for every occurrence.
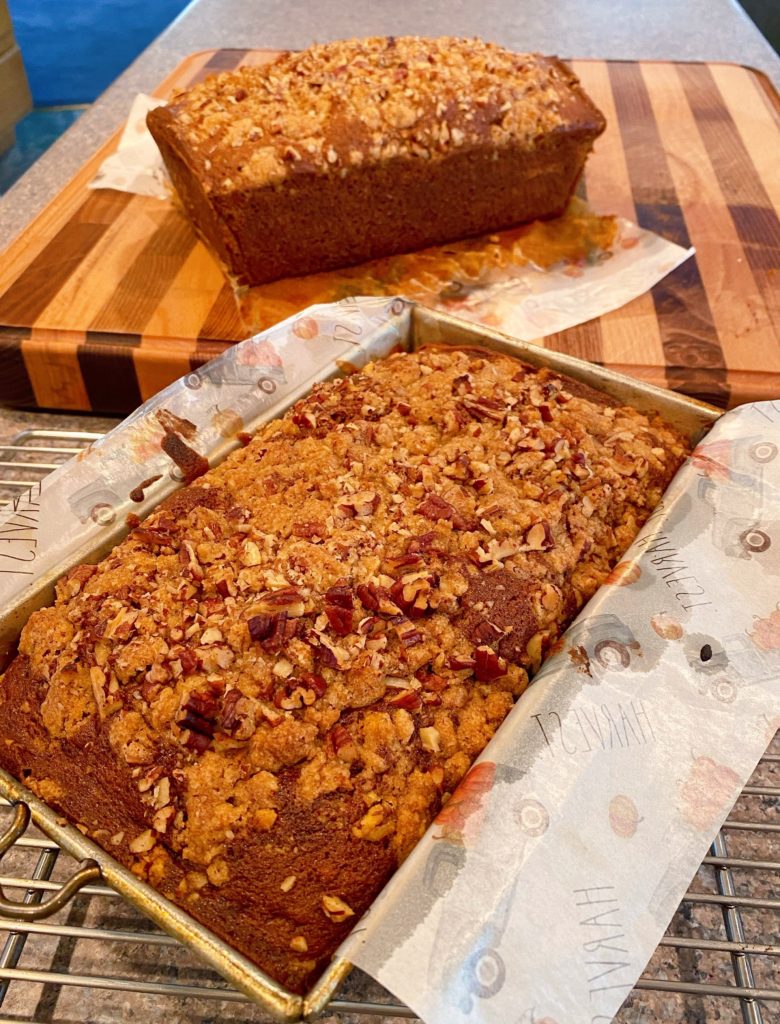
[184,337,286,395]
[695,436,779,564]
[423,761,527,1011]
[563,613,643,673]
[532,613,647,686]
[684,627,780,703]
[68,478,123,525]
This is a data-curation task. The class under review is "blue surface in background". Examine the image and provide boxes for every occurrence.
[0,108,84,194]
[10,0,191,104]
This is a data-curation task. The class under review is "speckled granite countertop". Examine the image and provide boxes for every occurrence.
[0,1,778,1021]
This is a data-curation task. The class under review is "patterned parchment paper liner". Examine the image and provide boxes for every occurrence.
[343,402,780,1024]
[88,95,694,342]
[0,296,408,614]
[0,296,777,1024]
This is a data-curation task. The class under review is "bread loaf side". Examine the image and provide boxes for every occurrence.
[147,37,606,284]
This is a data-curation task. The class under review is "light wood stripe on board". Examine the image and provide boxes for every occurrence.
[571,59,666,377]
[22,329,91,409]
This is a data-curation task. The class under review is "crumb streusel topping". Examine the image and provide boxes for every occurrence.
[165,37,580,189]
[19,347,688,904]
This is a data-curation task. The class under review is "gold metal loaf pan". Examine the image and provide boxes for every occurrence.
[0,304,719,1021]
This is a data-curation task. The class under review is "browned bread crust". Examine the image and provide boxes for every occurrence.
[147,37,606,285]
[0,347,688,992]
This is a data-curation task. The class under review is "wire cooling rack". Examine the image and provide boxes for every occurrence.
[0,428,777,1024]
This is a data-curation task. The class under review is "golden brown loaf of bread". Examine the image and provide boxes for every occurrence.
[0,348,688,992]
[147,36,606,285]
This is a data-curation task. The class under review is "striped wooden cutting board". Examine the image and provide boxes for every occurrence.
[0,50,778,414]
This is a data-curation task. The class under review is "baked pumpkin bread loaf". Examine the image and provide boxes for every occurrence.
[0,347,688,992]
[147,36,606,285]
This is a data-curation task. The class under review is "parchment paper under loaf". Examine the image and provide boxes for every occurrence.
[89,95,694,343]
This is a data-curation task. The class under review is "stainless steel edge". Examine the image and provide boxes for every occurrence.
[0,301,723,1019]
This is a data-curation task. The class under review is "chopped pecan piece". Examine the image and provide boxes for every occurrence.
[387,689,421,710]
[448,654,476,671]
[352,803,394,841]
[416,493,475,531]
[416,668,448,692]
[292,520,325,539]
[356,582,380,611]
[221,688,249,733]
[390,614,423,649]
[132,526,175,549]
[406,531,439,555]
[329,724,358,762]
[321,894,355,923]
[325,584,354,636]
[179,648,200,675]
[248,613,274,642]
[389,571,437,618]
[292,407,318,429]
[255,587,306,617]
[338,490,380,517]
[178,689,219,751]
[383,552,423,572]
[129,830,156,854]
[248,611,303,652]
[460,395,507,423]
[452,373,473,395]
[356,582,399,615]
[303,672,328,697]
[419,726,442,753]
[474,646,508,681]
[524,521,554,550]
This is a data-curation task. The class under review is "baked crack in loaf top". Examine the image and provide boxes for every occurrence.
[0,348,689,993]
[146,37,606,284]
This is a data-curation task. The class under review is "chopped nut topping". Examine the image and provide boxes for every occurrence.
[157,38,592,191]
[352,802,395,841]
[15,344,689,976]
[242,540,263,566]
[290,935,309,953]
[419,726,442,753]
[152,806,175,833]
[321,894,355,923]
[128,830,156,854]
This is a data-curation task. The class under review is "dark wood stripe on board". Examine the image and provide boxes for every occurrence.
[189,48,249,85]
[197,282,246,343]
[608,61,729,407]
[0,327,34,406]
[77,332,143,414]
[679,63,780,325]
[190,338,232,373]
